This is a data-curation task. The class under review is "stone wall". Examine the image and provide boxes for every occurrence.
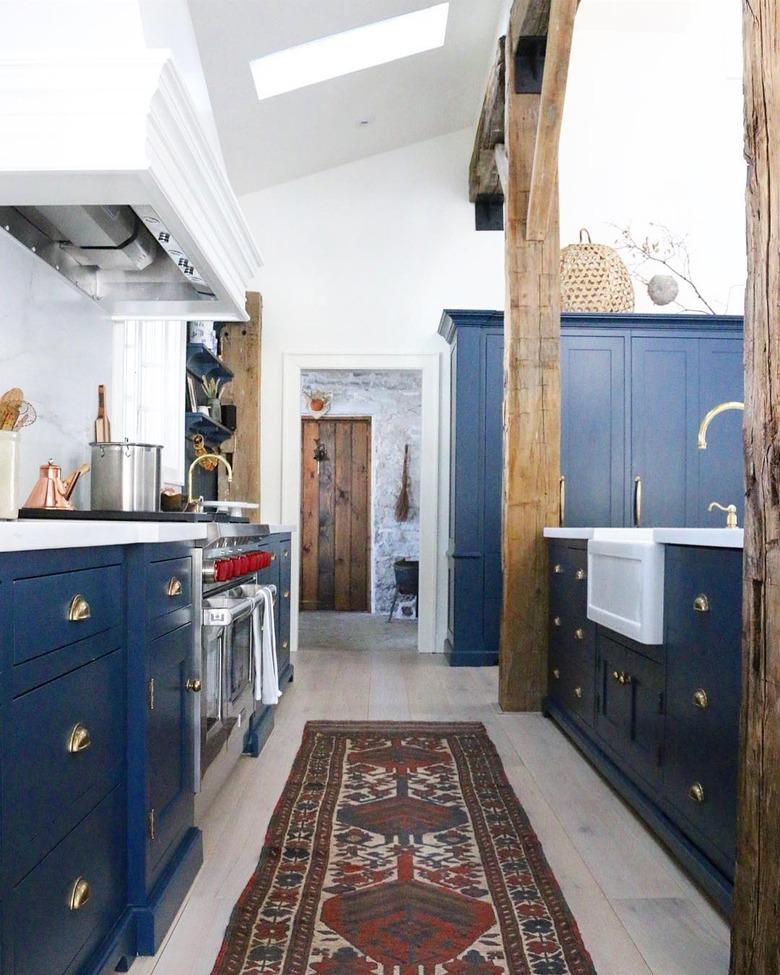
[301,370,422,614]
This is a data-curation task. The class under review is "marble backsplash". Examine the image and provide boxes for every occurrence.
[0,231,114,511]
[301,369,422,614]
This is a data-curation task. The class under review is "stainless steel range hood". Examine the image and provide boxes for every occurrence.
[0,53,261,320]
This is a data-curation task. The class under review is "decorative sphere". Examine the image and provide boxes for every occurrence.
[647,274,679,306]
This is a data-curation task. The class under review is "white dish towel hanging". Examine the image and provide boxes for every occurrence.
[252,586,281,705]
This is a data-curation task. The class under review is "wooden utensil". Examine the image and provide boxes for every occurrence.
[0,387,23,431]
[94,384,111,442]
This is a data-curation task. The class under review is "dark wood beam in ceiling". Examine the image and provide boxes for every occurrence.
[469,36,506,208]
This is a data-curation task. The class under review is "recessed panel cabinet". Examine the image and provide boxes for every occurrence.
[440,311,743,664]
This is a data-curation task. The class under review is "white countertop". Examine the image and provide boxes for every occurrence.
[544,526,743,549]
[266,524,296,535]
[0,520,209,552]
[652,527,743,549]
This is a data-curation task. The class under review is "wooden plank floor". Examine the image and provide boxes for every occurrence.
[133,647,730,975]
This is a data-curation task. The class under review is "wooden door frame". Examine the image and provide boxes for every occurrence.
[300,416,373,612]
[282,353,441,657]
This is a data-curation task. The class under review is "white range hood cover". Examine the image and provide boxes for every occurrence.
[0,52,261,320]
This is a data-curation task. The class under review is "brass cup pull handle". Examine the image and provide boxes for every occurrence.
[574,628,584,641]
[553,616,562,628]
[68,595,91,622]
[68,877,91,911]
[185,678,202,693]
[693,688,709,709]
[559,475,566,528]
[693,594,710,613]
[166,577,183,597]
[575,569,586,581]
[552,668,561,680]
[271,553,277,562]
[633,475,642,527]
[282,640,289,650]
[553,564,564,574]
[283,549,289,558]
[283,590,290,599]
[689,782,705,804]
[67,723,92,754]
[574,686,583,699]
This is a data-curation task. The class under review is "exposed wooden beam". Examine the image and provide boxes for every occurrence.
[469,37,506,203]
[510,0,552,40]
[217,292,262,520]
[526,0,577,240]
[730,2,780,971]
[499,7,560,712]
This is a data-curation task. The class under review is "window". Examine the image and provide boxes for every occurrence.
[112,319,186,487]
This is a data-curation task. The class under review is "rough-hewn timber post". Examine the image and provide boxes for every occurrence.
[499,17,561,712]
[730,3,780,972]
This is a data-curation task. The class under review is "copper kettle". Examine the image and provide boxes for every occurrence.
[24,460,90,510]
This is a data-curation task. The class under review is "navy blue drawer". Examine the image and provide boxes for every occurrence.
[10,784,125,975]
[12,564,122,665]
[7,648,124,880]
[146,555,192,623]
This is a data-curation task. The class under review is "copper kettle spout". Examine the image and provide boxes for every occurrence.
[62,464,90,501]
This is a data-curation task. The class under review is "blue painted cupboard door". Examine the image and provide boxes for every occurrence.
[695,339,744,527]
[561,333,626,527]
[631,337,699,527]
[482,331,504,652]
[147,622,195,889]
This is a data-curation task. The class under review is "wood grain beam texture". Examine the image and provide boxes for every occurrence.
[499,0,576,712]
[730,3,780,972]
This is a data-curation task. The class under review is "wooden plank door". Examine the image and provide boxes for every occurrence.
[300,418,371,611]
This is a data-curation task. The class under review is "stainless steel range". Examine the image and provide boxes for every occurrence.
[193,522,275,807]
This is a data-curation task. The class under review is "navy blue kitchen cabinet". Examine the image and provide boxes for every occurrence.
[544,540,743,912]
[0,541,203,975]
[440,310,743,664]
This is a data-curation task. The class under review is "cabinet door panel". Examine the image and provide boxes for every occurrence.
[696,339,744,528]
[596,634,630,754]
[147,622,195,888]
[561,335,626,527]
[631,338,698,527]
[623,649,664,787]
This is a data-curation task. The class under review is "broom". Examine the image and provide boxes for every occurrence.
[395,444,410,522]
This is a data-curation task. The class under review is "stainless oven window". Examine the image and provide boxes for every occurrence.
[203,626,225,738]
[228,611,253,702]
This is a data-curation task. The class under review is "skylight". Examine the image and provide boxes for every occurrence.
[251,3,450,101]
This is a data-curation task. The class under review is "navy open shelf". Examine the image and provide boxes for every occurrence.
[185,343,234,383]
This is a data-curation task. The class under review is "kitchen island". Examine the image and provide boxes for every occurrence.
[0,521,292,975]
[544,527,742,913]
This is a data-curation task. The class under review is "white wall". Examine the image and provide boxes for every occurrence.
[240,129,506,650]
[0,232,113,510]
[559,0,745,313]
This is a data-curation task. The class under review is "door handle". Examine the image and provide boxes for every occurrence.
[633,475,642,527]
[559,475,566,528]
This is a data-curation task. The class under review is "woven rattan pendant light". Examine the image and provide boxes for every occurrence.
[560,228,635,312]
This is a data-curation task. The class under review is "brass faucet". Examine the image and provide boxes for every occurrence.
[697,401,744,449]
[708,501,738,529]
[187,453,233,509]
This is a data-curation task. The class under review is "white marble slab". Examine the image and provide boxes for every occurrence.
[265,524,296,534]
[0,520,208,552]
[543,527,595,540]
[652,527,743,549]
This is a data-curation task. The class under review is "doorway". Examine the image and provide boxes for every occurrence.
[300,417,371,612]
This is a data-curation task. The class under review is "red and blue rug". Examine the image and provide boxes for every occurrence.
[211,721,596,975]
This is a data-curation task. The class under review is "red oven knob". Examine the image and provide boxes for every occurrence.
[249,552,261,571]
[214,559,229,582]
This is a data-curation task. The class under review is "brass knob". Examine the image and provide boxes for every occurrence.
[693,594,710,613]
[282,640,289,649]
[574,686,583,699]
[283,549,289,558]
[612,670,621,683]
[689,782,705,804]
[68,594,91,622]
[621,672,632,685]
[553,564,564,574]
[574,628,584,641]
[552,668,560,680]
[68,877,91,911]
[553,616,562,627]
[271,553,277,562]
[67,723,92,754]
[576,569,586,581]
[693,688,709,709]
[166,576,183,597]
[185,678,202,693]
[283,590,290,599]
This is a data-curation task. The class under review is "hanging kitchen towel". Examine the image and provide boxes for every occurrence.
[252,586,281,705]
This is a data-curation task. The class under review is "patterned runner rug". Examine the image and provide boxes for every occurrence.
[211,721,596,975]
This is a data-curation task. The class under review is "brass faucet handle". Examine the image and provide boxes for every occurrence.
[708,501,738,529]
